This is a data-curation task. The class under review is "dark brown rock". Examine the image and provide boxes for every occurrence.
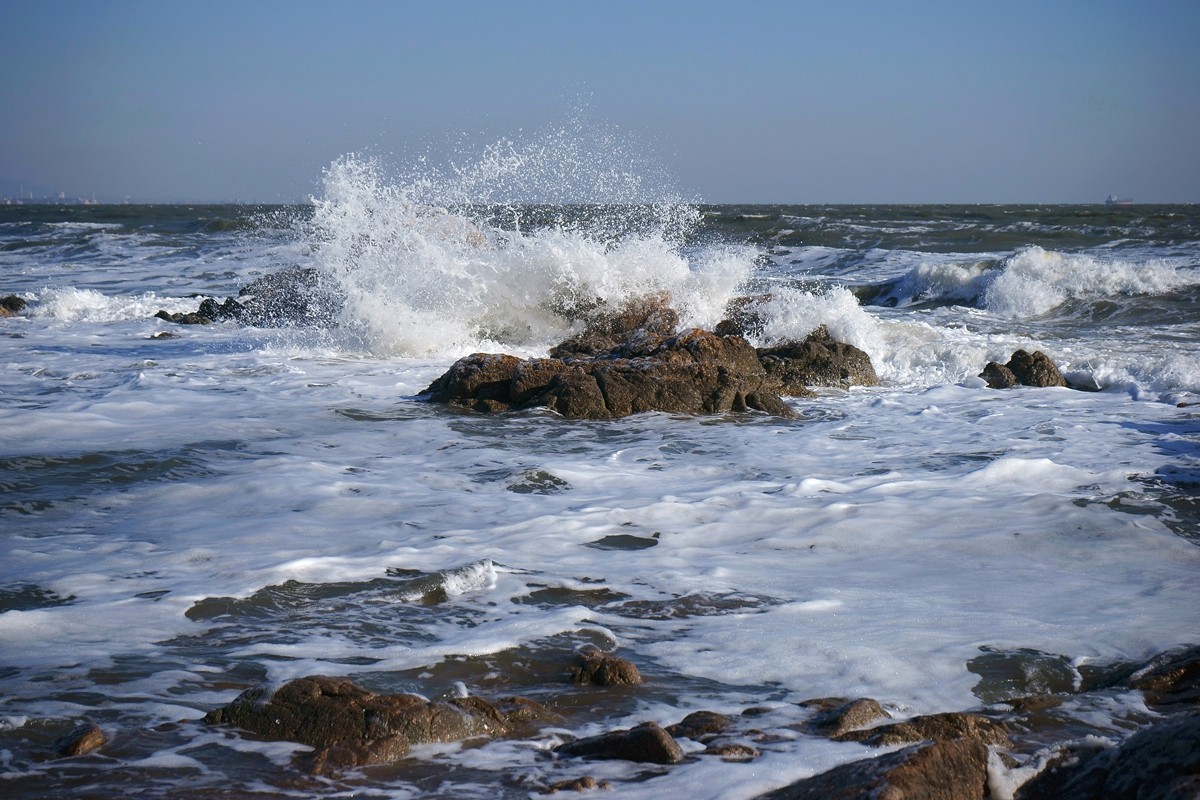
[1006,349,1067,388]
[1,295,27,317]
[803,697,890,737]
[980,361,1019,388]
[554,721,684,765]
[570,649,642,686]
[714,294,772,338]
[155,309,213,325]
[541,775,613,793]
[757,326,879,391]
[982,349,1068,389]
[551,292,679,359]
[835,711,1009,748]
[423,329,799,419]
[667,710,732,740]
[53,722,107,757]
[1015,711,1200,800]
[703,742,760,760]
[757,738,991,800]
[204,675,518,772]
[1129,644,1200,707]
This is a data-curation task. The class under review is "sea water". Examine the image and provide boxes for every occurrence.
[1,141,1199,798]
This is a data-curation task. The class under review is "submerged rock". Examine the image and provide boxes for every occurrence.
[204,675,545,773]
[554,721,684,765]
[155,309,213,325]
[758,738,991,800]
[53,722,107,758]
[981,349,1067,389]
[666,710,732,741]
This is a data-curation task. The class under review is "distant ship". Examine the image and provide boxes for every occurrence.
[1106,195,1133,205]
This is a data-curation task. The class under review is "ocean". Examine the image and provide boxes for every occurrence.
[1,152,1198,797]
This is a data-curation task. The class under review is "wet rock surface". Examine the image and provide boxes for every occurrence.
[758,738,991,800]
[52,722,107,758]
[980,349,1068,389]
[1014,711,1200,800]
[421,298,880,419]
[569,648,642,687]
[1,294,28,317]
[203,675,540,773]
[554,721,685,765]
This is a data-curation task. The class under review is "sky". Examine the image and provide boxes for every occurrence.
[2,0,1198,204]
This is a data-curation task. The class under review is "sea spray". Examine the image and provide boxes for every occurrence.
[303,125,761,358]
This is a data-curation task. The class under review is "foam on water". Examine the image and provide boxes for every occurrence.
[1,163,1198,797]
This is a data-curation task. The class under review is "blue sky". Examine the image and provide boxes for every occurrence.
[2,0,1197,203]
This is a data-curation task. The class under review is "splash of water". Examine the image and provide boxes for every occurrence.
[304,125,754,358]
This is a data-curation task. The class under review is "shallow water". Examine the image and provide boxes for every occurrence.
[1,173,1198,797]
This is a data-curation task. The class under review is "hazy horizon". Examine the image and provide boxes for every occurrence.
[3,0,1198,205]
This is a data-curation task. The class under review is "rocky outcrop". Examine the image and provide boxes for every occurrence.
[421,328,799,420]
[203,675,547,773]
[980,349,1067,389]
[666,710,732,741]
[554,721,685,765]
[422,294,881,419]
[757,738,991,800]
[1015,711,1200,800]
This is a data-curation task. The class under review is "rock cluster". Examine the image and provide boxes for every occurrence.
[35,642,1199,797]
[421,295,879,419]
[980,349,1068,389]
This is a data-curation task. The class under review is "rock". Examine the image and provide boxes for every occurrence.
[667,710,732,740]
[1129,644,1200,707]
[570,649,642,687]
[155,309,213,325]
[541,775,613,793]
[980,361,1019,389]
[756,326,879,391]
[713,294,772,338]
[550,292,679,359]
[803,697,890,737]
[835,711,1009,748]
[703,742,760,761]
[204,675,531,772]
[1015,711,1200,800]
[422,328,798,420]
[1006,349,1067,388]
[1,295,27,317]
[233,266,342,327]
[554,721,685,765]
[981,350,1067,389]
[53,722,107,757]
[757,738,991,800]
[151,267,343,329]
